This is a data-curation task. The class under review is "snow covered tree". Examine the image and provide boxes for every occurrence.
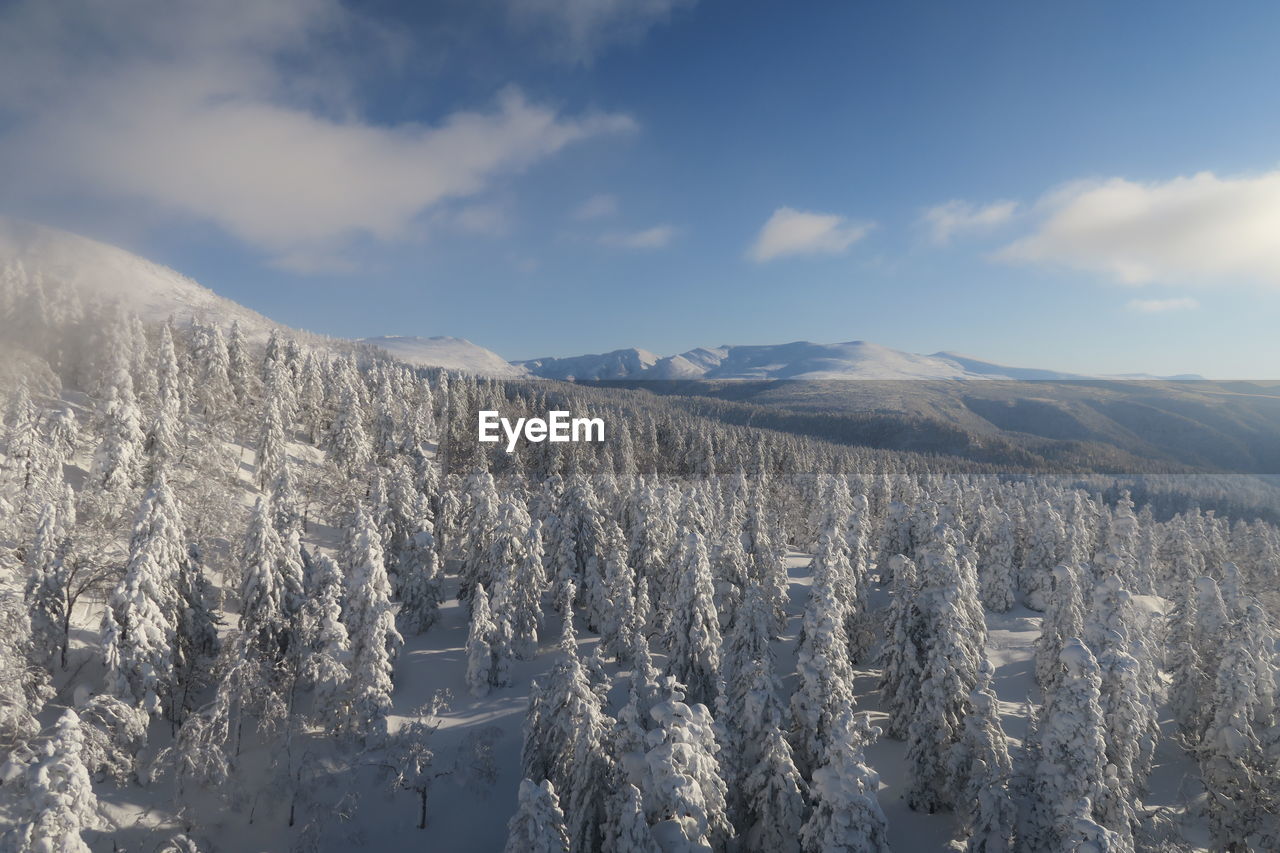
[599,521,638,661]
[1021,501,1064,611]
[878,554,920,741]
[717,584,782,822]
[0,578,49,747]
[6,711,99,853]
[76,693,149,785]
[328,382,371,478]
[904,599,981,813]
[643,687,734,853]
[466,583,500,698]
[457,468,503,600]
[521,612,614,853]
[173,542,220,719]
[947,660,1016,852]
[1035,564,1085,693]
[295,552,351,731]
[102,474,189,715]
[3,379,48,496]
[25,495,73,670]
[506,779,571,853]
[188,321,232,418]
[977,508,1017,613]
[1027,639,1115,851]
[1167,577,1210,740]
[737,663,806,853]
[663,532,722,707]
[791,559,856,775]
[255,397,288,490]
[798,710,890,853]
[90,364,145,518]
[343,503,403,737]
[397,519,442,636]
[881,528,986,812]
[1200,643,1268,850]
[1061,799,1123,853]
[1096,643,1157,799]
[548,473,607,609]
[604,783,660,853]
[629,484,675,591]
[238,494,293,660]
[1193,575,1229,683]
[226,320,253,404]
[505,519,546,659]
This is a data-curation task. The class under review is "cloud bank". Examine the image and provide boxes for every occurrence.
[748,207,872,262]
[0,0,635,269]
[999,170,1280,288]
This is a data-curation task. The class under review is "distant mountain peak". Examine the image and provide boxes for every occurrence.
[360,335,527,378]
[518,339,1077,381]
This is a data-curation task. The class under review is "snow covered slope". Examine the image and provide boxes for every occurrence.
[519,340,1080,381]
[0,219,284,340]
[359,336,528,378]
[517,347,661,380]
[0,220,521,376]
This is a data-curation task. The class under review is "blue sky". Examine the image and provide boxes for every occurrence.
[2,0,1279,376]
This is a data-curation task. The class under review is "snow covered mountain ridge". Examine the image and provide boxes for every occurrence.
[517,341,1200,382]
[517,341,1056,381]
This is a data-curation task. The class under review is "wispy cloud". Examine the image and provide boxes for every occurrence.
[573,193,619,220]
[748,207,872,262]
[921,199,1017,245]
[0,0,635,271]
[451,201,511,236]
[1127,296,1199,313]
[998,170,1280,288]
[600,224,676,249]
[507,0,696,64]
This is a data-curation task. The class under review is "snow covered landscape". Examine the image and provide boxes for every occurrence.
[3,2,1280,851]
[1,232,1278,853]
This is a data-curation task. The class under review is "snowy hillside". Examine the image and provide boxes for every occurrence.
[0,222,520,376]
[0,220,284,341]
[519,340,1085,381]
[360,336,529,378]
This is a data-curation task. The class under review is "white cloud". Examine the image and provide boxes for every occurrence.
[508,0,696,64]
[600,224,675,249]
[748,207,872,262]
[998,170,1280,288]
[921,199,1017,245]
[1126,296,1199,313]
[573,193,619,220]
[0,0,634,270]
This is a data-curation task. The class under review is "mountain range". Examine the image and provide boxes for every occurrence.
[0,220,1207,383]
[514,341,1203,382]
[5,221,1280,476]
